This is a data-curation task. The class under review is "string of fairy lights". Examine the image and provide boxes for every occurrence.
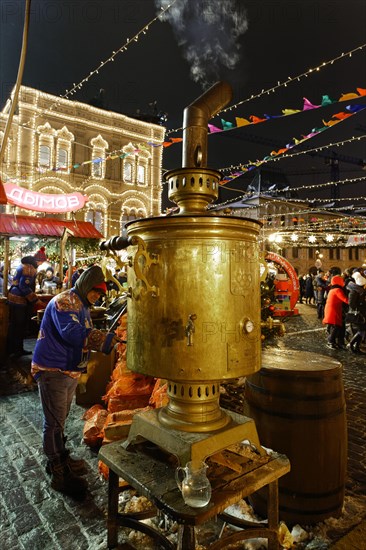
[61,2,178,101]
[220,174,366,199]
[218,44,366,115]
[166,42,366,135]
[17,1,177,133]
[219,135,366,174]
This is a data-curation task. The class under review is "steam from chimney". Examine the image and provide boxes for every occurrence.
[156,0,248,88]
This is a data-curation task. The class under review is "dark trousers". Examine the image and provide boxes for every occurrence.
[6,303,30,354]
[350,326,365,350]
[316,302,325,319]
[328,324,343,345]
[37,371,78,461]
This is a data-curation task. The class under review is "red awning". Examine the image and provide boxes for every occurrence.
[0,213,104,239]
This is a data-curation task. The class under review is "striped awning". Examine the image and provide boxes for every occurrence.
[0,213,103,239]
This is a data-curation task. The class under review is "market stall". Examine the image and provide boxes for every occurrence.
[0,212,103,358]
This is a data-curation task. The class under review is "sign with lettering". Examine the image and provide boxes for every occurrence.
[4,183,88,213]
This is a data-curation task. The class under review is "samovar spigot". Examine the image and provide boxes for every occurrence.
[185,314,197,346]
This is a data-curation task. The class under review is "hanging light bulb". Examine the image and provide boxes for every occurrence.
[309,235,317,243]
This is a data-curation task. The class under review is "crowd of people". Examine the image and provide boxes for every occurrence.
[298,267,366,353]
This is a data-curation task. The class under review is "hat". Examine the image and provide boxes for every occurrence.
[21,255,38,269]
[353,272,366,286]
[92,282,107,295]
[34,247,47,263]
[331,275,344,287]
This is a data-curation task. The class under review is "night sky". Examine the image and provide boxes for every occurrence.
[1,0,366,210]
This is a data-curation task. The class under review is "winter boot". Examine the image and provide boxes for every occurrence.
[46,451,88,476]
[62,450,88,475]
[49,458,88,500]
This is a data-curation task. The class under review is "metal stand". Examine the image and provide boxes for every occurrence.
[123,408,265,465]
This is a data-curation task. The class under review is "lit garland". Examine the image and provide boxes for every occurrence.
[217,175,366,209]
[61,2,178,100]
[219,110,366,183]
[166,42,366,135]
[218,174,366,200]
[217,134,366,188]
[219,43,366,114]
[281,175,366,193]
[16,1,178,133]
[208,90,366,135]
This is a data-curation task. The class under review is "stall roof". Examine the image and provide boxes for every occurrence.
[0,213,104,239]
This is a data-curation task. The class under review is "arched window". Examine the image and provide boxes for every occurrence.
[138,164,146,185]
[37,122,56,170]
[86,209,104,234]
[39,145,51,168]
[90,135,108,179]
[124,161,133,183]
[57,148,68,170]
[56,127,74,173]
[120,210,137,236]
[93,157,103,178]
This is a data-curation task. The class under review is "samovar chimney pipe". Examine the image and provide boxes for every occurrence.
[166,81,233,214]
[182,81,232,168]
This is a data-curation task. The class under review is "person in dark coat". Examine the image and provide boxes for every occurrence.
[298,274,306,303]
[304,274,315,305]
[314,270,328,320]
[346,271,366,354]
[322,275,348,349]
[6,252,46,357]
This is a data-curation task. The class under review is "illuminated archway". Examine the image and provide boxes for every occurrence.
[265,251,300,316]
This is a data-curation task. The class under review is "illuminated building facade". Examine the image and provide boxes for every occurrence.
[0,86,165,237]
[214,195,366,275]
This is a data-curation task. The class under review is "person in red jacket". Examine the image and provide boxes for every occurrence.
[322,275,349,350]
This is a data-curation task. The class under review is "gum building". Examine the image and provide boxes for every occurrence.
[0,86,165,237]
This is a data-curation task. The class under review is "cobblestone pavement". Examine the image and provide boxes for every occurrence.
[0,303,365,550]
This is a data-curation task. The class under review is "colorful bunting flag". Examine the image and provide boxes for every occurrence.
[250,115,267,124]
[339,92,360,101]
[282,109,301,116]
[321,95,335,106]
[303,97,321,110]
[208,124,222,133]
[235,117,251,127]
[221,119,235,130]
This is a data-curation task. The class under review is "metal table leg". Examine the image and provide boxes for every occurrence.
[177,524,196,550]
[107,469,119,549]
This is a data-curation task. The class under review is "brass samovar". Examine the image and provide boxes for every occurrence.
[102,81,264,464]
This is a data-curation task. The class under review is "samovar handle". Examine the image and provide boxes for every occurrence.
[129,235,160,298]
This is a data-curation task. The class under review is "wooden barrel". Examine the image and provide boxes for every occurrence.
[244,349,347,525]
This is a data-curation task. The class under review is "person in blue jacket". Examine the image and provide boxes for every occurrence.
[7,252,46,357]
[31,264,118,499]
